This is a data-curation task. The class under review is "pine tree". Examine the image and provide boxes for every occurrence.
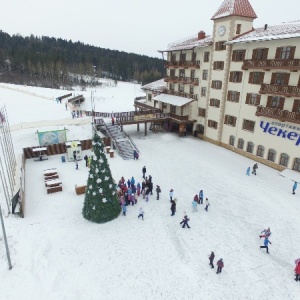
[82,130,120,223]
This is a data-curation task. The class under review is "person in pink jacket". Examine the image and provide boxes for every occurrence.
[295,261,300,281]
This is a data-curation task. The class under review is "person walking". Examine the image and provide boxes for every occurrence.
[260,227,271,239]
[209,251,215,269]
[75,160,78,170]
[84,154,88,167]
[142,166,146,179]
[169,189,174,202]
[252,163,258,175]
[295,261,300,281]
[180,213,190,228]
[292,181,298,195]
[192,198,198,212]
[260,237,272,254]
[138,207,144,220]
[199,190,204,204]
[122,203,127,216]
[111,116,115,126]
[205,198,210,211]
[171,199,176,216]
[156,185,161,200]
[88,156,92,168]
[216,258,224,274]
[246,166,250,176]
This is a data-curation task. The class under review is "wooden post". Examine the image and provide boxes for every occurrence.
[137,122,139,132]
[145,122,147,136]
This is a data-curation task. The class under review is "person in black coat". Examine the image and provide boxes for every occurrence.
[170,200,176,216]
[216,258,224,274]
[156,185,161,200]
[142,166,146,179]
[252,163,258,175]
[180,213,190,228]
[84,154,88,167]
[209,251,215,268]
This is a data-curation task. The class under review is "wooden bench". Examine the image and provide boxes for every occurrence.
[47,185,63,194]
[34,155,48,161]
[45,174,59,181]
[75,185,87,195]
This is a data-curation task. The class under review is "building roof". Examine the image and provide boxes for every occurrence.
[153,94,194,107]
[211,0,257,20]
[158,35,213,52]
[141,79,167,92]
[227,21,300,44]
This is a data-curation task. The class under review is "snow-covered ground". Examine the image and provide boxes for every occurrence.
[0,82,300,300]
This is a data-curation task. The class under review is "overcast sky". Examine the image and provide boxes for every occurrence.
[1,0,299,58]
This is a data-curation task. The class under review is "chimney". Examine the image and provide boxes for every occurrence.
[264,24,268,30]
[198,31,206,40]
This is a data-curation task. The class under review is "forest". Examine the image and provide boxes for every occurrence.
[0,30,165,88]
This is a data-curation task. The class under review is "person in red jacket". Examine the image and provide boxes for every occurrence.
[295,261,300,281]
[216,258,224,274]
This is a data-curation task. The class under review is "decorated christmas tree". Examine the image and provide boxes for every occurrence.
[82,129,120,223]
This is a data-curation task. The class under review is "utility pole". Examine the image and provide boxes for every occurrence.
[0,201,12,270]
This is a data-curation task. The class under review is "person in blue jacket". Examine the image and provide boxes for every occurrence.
[199,190,204,204]
[131,176,135,187]
[260,237,272,254]
[292,181,298,194]
[127,179,131,188]
[246,166,250,176]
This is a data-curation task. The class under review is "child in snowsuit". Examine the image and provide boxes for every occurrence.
[295,261,300,281]
[260,227,271,239]
[246,167,250,176]
[205,198,210,211]
[216,258,224,274]
[180,214,190,228]
[252,163,258,175]
[260,237,272,254]
[171,200,176,216]
[122,204,127,216]
[169,189,174,202]
[192,199,198,212]
[138,207,144,220]
[199,190,203,204]
[293,181,298,194]
[209,251,215,268]
[156,185,161,200]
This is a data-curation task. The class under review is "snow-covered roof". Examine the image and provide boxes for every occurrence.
[227,21,300,44]
[159,35,213,52]
[141,79,166,92]
[153,93,194,107]
[211,0,257,20]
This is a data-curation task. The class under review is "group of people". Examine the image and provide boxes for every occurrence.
[192,190,210,212]
[83,154,92,168]
[209,252,224,274]
[246,163,258,176]
[71,109,82,119]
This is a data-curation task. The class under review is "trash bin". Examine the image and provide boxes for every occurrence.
[61,156,66,162]
[109,150,114,158]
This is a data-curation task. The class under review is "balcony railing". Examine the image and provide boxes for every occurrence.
[163,90,198,100]
[256,105,300,124]
[164,76,199,85]
[164,60,200,68]
[242,59,300,71]
[260,83,300,98]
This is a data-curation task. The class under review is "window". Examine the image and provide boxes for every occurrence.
[267,149,276,162]
[170,69,175,77]
[215,41,226,51]
[201,87,207,97]
[224,115,237,127]
[190,70,195,78]
[293,158,300,172]
[170,83,175,91]
[266,96,285,109]
[279,153,289,167]
[246,93,261,106]
[204,52,210,62]
[292,100,300,112]
[180,53,186,63]
[249,72,264,84]
[230,71,243,83]
[242,119,255,132]
[229,135,235,146]
[213,61,224,70]
[179,69,185,78]
[189,85,194,94]
[271,73,290,85]
[162,103,167,109]
[198,108,206,117]
[227,91,240,102]
[208,120,218,129]
[202,70,208,80]
[170,105,176,114]
[232,50,246,61]
[236,24,241,34]
[275,46,295,59]
[246,142,254,153]
[257,145,265,157]
[210,98,220,108]
[237,138,244,150]
[192,52,197,62]
[178,84,184,92]
[252,48,269,60]
[147,94,152,102]
[171,54,176,62]
[211,80,222,89]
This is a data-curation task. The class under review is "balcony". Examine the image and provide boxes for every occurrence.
[242,59,300,71]
[163,90,198,100]
[164,60,200,69]
[259,83,300,98]
[164,76,199,85]
[256,105,300,124]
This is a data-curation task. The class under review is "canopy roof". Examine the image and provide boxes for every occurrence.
[153,94,194,107]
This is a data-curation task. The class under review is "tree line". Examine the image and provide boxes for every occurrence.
[0,30,165,88]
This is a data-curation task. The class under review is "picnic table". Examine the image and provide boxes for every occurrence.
[43,169,58,176]
[45,179,62,188]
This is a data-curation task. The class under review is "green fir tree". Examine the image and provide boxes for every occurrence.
[82,130,120,223]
